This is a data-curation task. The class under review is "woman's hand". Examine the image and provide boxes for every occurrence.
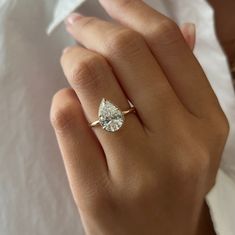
[50,0,229,234]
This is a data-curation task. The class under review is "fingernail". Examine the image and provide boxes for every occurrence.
[184,23,196,38]
[62,47,71,54]
[187,23,196,37]
[65,13,83,26]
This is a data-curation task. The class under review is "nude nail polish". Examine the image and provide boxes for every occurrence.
[65,13,83,26]
[62,47,71,54]
[186,23,196,38]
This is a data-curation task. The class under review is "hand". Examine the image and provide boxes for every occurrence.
[50,0,229,234]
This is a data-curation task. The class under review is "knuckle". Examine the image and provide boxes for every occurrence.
[155,19,179,36]
[149,19,181,47]
[209,110,230,143]
[105,29,144,57]
[50,91,77,132]
[70,55,107,90]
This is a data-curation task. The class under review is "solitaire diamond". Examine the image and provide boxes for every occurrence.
[98,98,124,132]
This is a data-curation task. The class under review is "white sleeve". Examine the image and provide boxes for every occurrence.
[206,169,235,235]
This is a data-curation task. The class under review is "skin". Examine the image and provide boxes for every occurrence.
[50,0,229,234]
[208,0,235,69]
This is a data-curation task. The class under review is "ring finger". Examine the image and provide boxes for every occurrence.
[61,46,144,170]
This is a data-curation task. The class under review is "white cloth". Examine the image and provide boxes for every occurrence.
[0,0,234,234]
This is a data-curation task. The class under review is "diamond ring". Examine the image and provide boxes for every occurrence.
[90,98,136,132]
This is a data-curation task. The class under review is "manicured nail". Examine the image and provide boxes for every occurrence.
[65,13,83,26]
[186,23,196,37]
[181,23,196,50]
[63,47,72,54]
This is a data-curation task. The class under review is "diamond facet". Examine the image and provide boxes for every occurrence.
[98,98,124,132]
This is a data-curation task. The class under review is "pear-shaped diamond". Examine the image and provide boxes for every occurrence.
[98,98,124,132]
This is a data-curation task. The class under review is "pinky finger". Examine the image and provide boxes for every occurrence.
[50,88,109,209]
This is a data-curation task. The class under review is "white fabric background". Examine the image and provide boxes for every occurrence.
[0,0,234,234]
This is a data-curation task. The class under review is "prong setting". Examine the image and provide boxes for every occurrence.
[98,98,125,132]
